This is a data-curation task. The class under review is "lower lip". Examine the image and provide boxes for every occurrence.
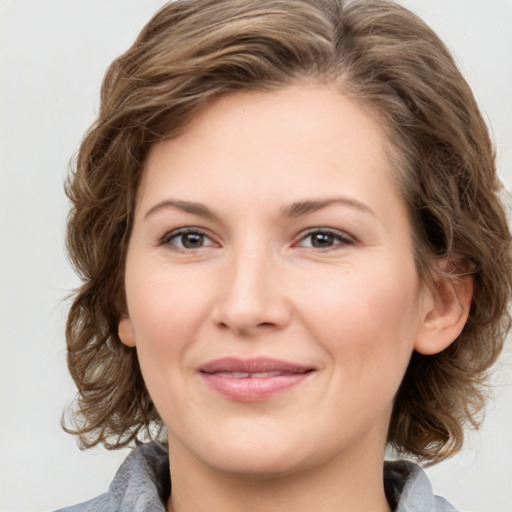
[200,372,312,401]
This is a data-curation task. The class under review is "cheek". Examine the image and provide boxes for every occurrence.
[123,268,216,423]
[295,264,421,381]
[125,264,214,363]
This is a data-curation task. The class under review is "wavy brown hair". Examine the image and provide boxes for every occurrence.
[64,0,512,463]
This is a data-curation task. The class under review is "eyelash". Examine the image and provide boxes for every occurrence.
[160,227,216,250]
[294,228,354,250]
[160,227,354,252]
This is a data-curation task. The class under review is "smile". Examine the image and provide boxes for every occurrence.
[198,357,315,401]
[214,371,295,378]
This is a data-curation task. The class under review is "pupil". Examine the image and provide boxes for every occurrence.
[312,233,333,247]
[182,233,203,248]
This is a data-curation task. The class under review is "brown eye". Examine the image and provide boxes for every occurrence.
[162,229,215,249]
[297,229,353,249]
[310,232,335,248]
[179,232,205,248]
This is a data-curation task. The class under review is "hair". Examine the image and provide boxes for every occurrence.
[64,0,512,464]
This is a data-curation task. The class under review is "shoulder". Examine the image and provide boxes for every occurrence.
[54,494,110,512]
[52,443,170,512]
[385,460,459,512]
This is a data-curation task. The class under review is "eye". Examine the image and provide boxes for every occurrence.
[161,228,217,250]
[296,229,354,249]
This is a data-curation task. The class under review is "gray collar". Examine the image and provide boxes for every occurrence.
[58,442,458,511]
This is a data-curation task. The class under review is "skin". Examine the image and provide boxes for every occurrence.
[118,85,472,512]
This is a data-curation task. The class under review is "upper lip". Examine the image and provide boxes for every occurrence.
[199,357,313,374]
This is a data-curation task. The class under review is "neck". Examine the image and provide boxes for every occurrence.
[166,439,392,512]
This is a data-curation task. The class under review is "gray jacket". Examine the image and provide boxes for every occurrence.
[55,442,458,511]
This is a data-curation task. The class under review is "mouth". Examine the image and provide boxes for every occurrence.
[211,371,299,378]
[198,357,315,401]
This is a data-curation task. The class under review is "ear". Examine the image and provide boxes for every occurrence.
[414,267,474,355]
[118,316,136,347]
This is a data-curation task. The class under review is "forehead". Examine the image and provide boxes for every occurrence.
[140,85,401,207]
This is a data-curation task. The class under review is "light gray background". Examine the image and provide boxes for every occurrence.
[1,1,511,511]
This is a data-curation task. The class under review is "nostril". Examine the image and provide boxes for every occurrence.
[210,283,291,334]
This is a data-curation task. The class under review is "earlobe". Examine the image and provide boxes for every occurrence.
[414,269,474,356]
[118,316,136,347]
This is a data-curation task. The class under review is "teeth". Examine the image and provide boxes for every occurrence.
[217,371,250,378]
[251,371,284,377]
[216,371,284,378]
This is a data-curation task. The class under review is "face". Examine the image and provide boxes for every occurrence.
[119,85,432,477]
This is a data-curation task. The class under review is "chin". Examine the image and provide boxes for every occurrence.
[175,422,340,479]
[204,446,311,479]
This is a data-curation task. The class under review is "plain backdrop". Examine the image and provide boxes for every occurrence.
[1,1,511,511]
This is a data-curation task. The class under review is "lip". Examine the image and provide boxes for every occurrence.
[198,357,315,402]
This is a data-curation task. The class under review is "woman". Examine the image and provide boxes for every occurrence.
[58,1,511,511]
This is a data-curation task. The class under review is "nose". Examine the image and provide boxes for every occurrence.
[211,246,291,336]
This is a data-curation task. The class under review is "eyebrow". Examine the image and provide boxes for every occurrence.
[144,195,375,220]
[144,200,217,220]
[282,196,375,218]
